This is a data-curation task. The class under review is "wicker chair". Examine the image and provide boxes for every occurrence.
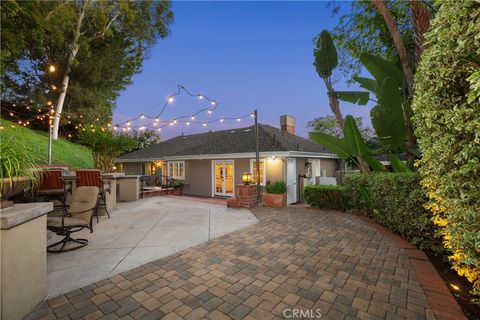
[47,186,99,253]
[76,170,111,222]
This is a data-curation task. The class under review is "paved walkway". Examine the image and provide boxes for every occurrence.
[31,205,437,319]
[47,197,256,298]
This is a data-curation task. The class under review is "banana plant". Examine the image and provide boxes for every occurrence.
[310,115,386,174]
[333,53,409,152]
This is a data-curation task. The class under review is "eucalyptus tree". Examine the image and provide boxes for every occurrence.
[0,0,173,139]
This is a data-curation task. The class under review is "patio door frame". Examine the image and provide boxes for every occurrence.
[211,160,235,197]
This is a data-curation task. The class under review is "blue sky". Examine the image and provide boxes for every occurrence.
[114,1,371,139]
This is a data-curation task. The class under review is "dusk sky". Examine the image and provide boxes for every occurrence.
[114,1,372,139]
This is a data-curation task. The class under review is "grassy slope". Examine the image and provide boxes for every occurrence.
[1,119,94,169]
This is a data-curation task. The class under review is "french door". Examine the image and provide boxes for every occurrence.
[213,160,234,197]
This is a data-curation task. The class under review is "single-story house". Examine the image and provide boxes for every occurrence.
[117,115,339,204]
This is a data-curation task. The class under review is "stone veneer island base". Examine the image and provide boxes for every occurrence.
[1,202,53,320]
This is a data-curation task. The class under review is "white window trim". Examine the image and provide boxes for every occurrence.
[167,161,185,179]
[250,159,267,186]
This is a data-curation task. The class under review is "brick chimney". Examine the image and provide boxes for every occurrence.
[280,115,296,134]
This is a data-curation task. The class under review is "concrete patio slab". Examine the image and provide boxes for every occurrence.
[46,196,257,298]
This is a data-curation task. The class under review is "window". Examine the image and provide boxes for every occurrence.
[250,159,266,185]
[167,161,185,179]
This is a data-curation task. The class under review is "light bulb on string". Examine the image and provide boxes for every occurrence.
[153,122,157,126]
[186,122,190,126]
[140,126,146,131]
[173,119,177,124]
[191,116,195,120]
[211,101,216,106]
[198,95,204,100]
[202,123,207,127]
[140,114,145,119]
[207,110,212,114]
[236,118,241,122]
[155,117,160,122]
[220,119,224,122]
[126,121,131,126]
[157,128,162,132]
[167,96,174,103]
[251,113,255,118]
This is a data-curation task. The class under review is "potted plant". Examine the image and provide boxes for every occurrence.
[0,138,40,208]
[262,180,287,208]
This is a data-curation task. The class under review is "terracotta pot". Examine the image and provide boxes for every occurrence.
[0,177,30,208]
[262,192,287,208]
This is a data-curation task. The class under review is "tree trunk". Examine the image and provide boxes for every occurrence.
[52,0,88,140]
[409,0,431,66]
[372,0,417,160]
[372,0,415,97]
[325,78,344,130]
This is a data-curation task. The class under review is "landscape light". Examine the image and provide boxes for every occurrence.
[48,65,56,73]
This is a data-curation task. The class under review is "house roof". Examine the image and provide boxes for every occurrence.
[117,124,335,161]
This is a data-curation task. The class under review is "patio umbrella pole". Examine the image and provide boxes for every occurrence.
[48,119,53,165]
[254,109,261,206]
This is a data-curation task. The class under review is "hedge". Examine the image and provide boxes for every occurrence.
[411,0,480,296]
[304,185,347,211]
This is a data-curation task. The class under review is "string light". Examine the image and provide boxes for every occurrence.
[140,114,145,119]
[207,110,212,114]
[167,96,174,103]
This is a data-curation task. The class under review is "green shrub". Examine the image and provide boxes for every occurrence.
[304,185,347,211]
[344,173,441,252]
[266,180,287,194]
[411,0,480,296]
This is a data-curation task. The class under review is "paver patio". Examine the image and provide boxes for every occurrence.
[31,204,438,319]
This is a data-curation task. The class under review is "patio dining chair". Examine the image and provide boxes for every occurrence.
[76,169,111,222]
[47,186,99,253]
[36,170,71,213]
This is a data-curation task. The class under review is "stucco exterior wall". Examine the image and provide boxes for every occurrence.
[234,159,250,186]
[182,160,212,197]
[319,158,338,177]
[123,162,142,175]
[265,158,285,183]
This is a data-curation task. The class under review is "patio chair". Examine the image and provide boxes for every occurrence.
[47,186,99,253]
[36,170,70,213]
[76,169,111,222]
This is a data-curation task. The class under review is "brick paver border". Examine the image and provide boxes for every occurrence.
[359,215,466,320]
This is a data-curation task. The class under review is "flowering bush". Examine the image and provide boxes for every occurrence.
[412,1,480,297]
